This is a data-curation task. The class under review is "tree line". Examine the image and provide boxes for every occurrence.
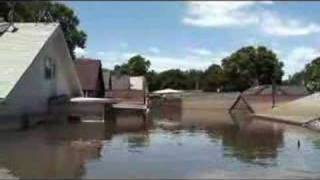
[286,57,320,92]
[110,46,286,92]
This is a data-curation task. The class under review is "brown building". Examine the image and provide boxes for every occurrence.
[103,74,148,105]
[75,59,105,97]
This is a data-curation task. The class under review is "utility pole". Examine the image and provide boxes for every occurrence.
[272,65,280,109]
[7,2,15,23]
[6,2,18,32]
[272,78,276,108]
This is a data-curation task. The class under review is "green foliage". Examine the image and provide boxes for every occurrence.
[156,69,189,90]
[0,1,87,59]
[305,58,320,92]
[114,64,129,75]
[286,71,305,85]
[146,69,204,91]
[185,69,203,90]
[127,55,151,76]
[222,46,283,91]
[114,55,151,76]
[146,70,160,91]
[201,64,225,91]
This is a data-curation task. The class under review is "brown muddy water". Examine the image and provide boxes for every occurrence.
[1,93,320,179]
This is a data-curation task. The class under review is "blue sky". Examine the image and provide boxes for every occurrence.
[66,1,320,79]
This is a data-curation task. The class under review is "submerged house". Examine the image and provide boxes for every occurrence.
[0,22,82,127]
[104,74,148,104]
[75,59,105,97]
[229,85,309,114]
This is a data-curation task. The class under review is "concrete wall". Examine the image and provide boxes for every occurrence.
[0,26,82,127]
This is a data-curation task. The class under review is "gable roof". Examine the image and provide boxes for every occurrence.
[75,59,104,91]
[0,23,59,98]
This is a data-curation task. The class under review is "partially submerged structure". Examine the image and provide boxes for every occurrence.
[229,85,320,129]
[75,59,105,97]
[242,85,309,96]
[253,93,320,127]
[230,85,309,113]
[0,22,82,127]
[105,74,148,105]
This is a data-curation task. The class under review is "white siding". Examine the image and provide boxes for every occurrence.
[0,23,59,98]
[0,25,82,120]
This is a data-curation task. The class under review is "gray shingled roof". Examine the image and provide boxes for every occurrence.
[0,23,59,98]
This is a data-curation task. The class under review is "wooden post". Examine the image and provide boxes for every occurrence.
[142,109,147,123]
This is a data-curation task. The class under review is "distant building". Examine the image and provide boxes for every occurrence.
[75,59,105,97]
[0,22,82,127]
[103,73,148,104]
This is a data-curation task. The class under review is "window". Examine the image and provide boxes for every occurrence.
[44,57,55,80]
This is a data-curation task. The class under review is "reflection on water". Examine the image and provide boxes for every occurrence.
[0,93,320,179]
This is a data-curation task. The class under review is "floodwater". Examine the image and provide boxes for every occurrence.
[1,93,320,179]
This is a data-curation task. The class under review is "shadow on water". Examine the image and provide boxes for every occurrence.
[114,109,152,149]
[150,97,182,122]
[219,114,284,166]
[0,109,151,178]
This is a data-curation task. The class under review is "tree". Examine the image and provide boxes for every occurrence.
[114,55,151,76]
[146,70,160,91]
[114,64,129,75]
[286,71,305,85]
[0,1,87,59]
[157,69,189,90]
[202,64,225,91]
[304,57,320,92]
[184,69,204,90]
[222,46,283,91]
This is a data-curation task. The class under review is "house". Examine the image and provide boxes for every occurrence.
[75,59,105,97]
[0,22,82,127]
[104,74,148,105]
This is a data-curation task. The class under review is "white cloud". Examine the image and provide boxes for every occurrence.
[74,47,87,58]
[190,48,213,56]
[282,47,320,78]
[183,1,320,37]
[96,51,140,69]
[261,12,320,36]
[183,1,265,27]
[148,47,160,54]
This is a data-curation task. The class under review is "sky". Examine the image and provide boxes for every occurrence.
[66,1,320,79]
